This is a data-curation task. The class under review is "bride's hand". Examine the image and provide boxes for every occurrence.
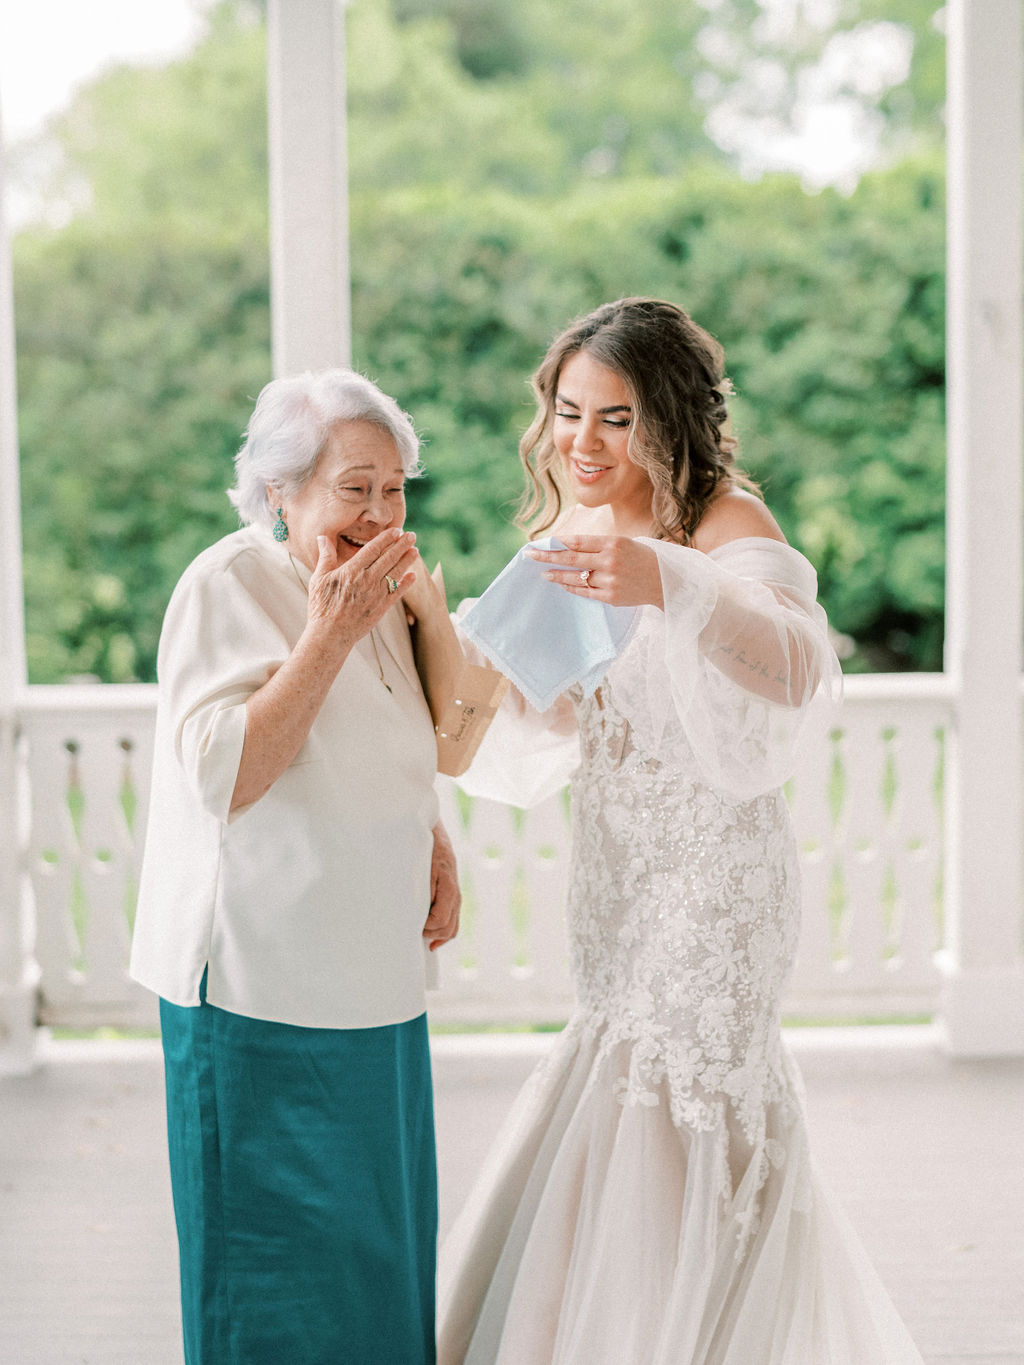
[524,535,664,609]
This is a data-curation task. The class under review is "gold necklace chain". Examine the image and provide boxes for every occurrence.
[367,629,393,693]
[288,552,392,692]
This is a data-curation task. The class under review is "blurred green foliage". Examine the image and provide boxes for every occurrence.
[11,0,946,681]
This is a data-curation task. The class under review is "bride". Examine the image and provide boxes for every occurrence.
[437,298,923,1363]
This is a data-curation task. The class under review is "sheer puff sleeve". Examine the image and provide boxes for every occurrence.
[606,536,841,800]
[452,601,580,809]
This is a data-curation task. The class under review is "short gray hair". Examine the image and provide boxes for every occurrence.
[228,369,422,526]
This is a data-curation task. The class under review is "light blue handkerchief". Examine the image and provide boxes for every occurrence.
[459,538,641,711]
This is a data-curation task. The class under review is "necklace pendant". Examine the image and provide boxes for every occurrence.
[367,627,393,693]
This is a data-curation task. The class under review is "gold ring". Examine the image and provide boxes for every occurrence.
[579,569,591,586]
[385,576,399,594]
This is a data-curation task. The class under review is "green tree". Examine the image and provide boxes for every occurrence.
[11,0,947,681]
[26,1,267,238]
[696,0,946,180]
[15,223,269,681]
[352,158,946,669]
[380,0,717,181]
[14,3,270,681]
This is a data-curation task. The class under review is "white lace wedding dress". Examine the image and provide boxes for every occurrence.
[438,538,924,1365]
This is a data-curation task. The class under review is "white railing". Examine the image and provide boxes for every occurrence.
[17,686,157,1029]
[13,676,953,1030]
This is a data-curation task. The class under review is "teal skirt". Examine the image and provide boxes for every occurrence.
[159,989,437,1365]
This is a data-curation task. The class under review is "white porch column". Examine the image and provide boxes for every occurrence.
[267,0,351,377]
[0,101,36,1074]
[942,0,1024,1056]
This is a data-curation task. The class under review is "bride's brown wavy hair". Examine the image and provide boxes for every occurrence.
[518,297,759,544]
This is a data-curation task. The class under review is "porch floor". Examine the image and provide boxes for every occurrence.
[0,1026,1020,1365]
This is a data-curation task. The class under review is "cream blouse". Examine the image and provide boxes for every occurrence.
[129,523,440,1029]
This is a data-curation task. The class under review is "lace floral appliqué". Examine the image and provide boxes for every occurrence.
[566,680,804,1206]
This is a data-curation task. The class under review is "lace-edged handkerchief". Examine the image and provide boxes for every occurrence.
[458,538,641,711]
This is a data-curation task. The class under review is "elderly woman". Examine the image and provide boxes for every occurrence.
[130,369,460,1365]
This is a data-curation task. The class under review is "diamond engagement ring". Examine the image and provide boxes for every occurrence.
[579,569,591,586]
[385,576,399,594]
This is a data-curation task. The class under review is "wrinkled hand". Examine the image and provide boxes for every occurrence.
[525,534,664,609]
[306,527,419,651]
[423,821,461,951]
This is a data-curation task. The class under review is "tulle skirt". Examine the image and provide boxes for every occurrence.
[438,1021,923,1365]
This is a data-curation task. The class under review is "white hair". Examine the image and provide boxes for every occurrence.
[228,369,422,526]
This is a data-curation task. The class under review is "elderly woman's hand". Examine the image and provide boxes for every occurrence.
[230,528,419,814]
[307,527,419,651]
[423,821,461,951]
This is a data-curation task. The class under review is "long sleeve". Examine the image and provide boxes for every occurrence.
[606,536,841,800]
[452,604,580,809]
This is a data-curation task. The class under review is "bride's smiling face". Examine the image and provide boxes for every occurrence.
[552,350,652,523]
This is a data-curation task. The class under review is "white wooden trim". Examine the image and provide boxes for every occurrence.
[941,0,1024,1055]
[267,0,352,376]
[0,98,35,1074]
[0,104,25,701]
[13,677,961,1034]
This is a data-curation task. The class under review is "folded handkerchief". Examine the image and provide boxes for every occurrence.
[458,538,641,711]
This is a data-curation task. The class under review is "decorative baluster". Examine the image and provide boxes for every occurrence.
[25,727,83,1018]
[435,778,479,980]
[76,720,136,1009]
[886,710,946,1002]
[23,693,159,1029]
[465,797,523,1006]
[515,792,572,1009]
[18,683,955,1030]
[789,723,845,1011]
[838,707,892,999]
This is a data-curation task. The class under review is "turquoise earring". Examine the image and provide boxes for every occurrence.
[272,507,289,543]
